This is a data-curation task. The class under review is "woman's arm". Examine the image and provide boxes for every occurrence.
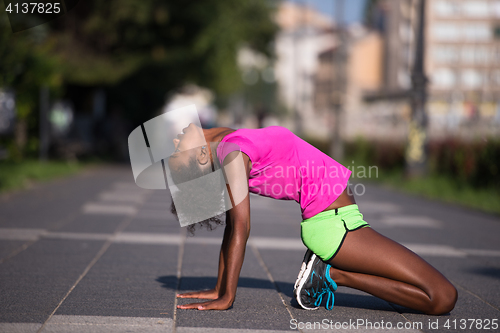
[176,219,231,300]
[177,151,252,310]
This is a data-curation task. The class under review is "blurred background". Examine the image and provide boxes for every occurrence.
[1,0,499,213]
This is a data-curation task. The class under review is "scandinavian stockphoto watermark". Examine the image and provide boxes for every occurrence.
[246,160,378,199]
[290,318,423,331]
[290,318,499,331]
[127,105,378,227]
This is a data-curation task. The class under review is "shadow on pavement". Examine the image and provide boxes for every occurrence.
[288,292,425,314]
[157,276,427,314]
[466,267,500,280]
[157,275,421,314]
[157,275,294,293]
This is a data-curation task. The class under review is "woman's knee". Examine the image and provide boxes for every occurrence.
[426,282,458,315]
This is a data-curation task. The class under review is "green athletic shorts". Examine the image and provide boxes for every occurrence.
[301,204,370,261]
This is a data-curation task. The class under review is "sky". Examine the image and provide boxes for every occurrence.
[289,0,368,25]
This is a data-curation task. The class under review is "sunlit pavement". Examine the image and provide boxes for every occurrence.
[0,165,499,332]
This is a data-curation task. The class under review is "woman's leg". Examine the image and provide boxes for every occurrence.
[327,227,458,315]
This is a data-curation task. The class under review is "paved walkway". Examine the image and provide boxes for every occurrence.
[0,165,499,332]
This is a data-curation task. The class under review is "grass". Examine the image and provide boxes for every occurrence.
[345,160,500,215]
[0,160,85,193]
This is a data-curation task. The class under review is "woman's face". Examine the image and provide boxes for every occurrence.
[168,123,206,170]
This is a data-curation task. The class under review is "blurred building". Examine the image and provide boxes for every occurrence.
[360,0,500,140]
[236,0,500,141]
[273,2,337,138]
[426,0,500,137]
[315,27,389,140]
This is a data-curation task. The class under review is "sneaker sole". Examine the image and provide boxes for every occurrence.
[294,249,313,290]
[294,253,320,310]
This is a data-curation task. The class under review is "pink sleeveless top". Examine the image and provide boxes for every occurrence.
[216,126,351,220]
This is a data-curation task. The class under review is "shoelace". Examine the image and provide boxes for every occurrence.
[313,264,336,310]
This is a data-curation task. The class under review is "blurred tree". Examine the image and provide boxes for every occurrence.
[1,0,278,159]
[0,14,61,159]
[50,0,278,123]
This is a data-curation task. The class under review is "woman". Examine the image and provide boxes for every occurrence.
[167,123,457,313]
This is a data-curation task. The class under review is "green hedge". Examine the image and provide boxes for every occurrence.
[0,160,83,193]
[429,138,500,189]
[343,137,500,190]
[344,138,406,171]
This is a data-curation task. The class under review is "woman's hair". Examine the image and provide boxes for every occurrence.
[169,146,226,235]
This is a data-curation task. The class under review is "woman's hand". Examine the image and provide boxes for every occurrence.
[176,288,220,300]
[177,296,233,311]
